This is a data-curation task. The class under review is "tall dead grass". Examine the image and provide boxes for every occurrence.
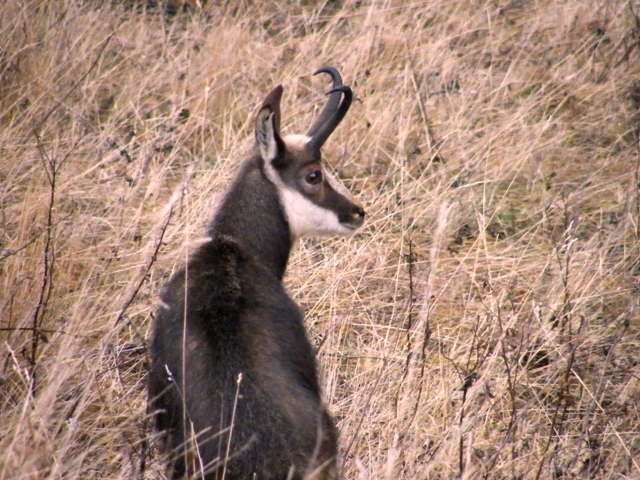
[1,0,639,478]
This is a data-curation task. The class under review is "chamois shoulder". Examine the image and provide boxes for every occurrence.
[159,234,246,324]
[190,234,246,312]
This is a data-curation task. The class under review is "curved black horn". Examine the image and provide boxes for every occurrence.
[308,80,352,150]
[307,67,344,138]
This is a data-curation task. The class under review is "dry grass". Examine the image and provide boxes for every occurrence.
[2,0,640,478]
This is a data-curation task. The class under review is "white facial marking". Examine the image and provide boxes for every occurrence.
[264,164,352,238]
[279,186,355,238]
[283,134,311,152]
[261,133,359,238]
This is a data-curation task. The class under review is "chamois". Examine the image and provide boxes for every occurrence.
[148,67,365,480]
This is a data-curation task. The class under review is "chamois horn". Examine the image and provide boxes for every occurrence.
[307,67,353,150]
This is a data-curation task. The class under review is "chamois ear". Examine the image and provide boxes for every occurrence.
[256,85,285,164]
[261,84,282,132]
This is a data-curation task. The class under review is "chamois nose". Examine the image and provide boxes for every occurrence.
[351,205,365,227]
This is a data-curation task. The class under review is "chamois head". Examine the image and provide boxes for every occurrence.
[255,67,365,239]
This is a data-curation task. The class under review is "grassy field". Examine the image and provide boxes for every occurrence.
[2,1,640,478]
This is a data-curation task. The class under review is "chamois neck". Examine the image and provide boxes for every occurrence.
[208,157,292,280]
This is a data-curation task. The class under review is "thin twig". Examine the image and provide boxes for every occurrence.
[28,132,58,395]
[114,202,175,326]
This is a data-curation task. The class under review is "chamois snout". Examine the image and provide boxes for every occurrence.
[322,169,365,233]
[333,182,366,231]
[340,205,365,230]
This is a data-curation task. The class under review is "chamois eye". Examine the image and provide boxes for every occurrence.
[306,170,323,185]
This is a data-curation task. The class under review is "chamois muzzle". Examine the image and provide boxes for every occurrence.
[307,67,353,151]
[342,204,366,231]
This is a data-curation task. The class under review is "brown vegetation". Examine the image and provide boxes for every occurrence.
[1,1,639,478]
